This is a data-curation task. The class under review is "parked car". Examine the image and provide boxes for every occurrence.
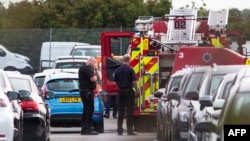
[5,71,52,141]
[154,69,189,141]
[41,71,104,133]
[0,90,19,141]
[195,75,250,141]
[40,41,90,71]
[167,66,209,141]
[185,65,246,141]
[0,45,33,74]
[70,45,101,58]
[0,70,23,141]
[33,69,79,89]
[52,55,88,69]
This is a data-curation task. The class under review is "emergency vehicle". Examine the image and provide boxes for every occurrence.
[101,8,249,131]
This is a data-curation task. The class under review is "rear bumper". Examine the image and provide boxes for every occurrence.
[23,114,47,139]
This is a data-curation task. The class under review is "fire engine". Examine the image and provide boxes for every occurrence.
[100,8,249,131]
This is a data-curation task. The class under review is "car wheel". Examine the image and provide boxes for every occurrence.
[93,119,104,133]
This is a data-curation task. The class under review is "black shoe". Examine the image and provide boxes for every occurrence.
[82,130,99,135]
[118,132,123,136]
[127,132,137,136]
[104,114,109,118]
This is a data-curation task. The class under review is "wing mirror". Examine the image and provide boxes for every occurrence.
[45,92,55,100]
[6,91,20,100]
[18,90,30,98]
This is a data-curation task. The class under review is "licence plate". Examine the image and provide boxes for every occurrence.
[59,97,81,103]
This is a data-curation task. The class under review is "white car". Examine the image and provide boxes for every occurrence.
[0,89,15,141]
[70,45,101,58]
[52,55,88,69]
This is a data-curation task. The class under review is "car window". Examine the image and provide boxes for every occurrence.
[183,72,204,97]
[9,78,31,92]
[221,81,233,99]
[72,49,100,57]
[0,73,5,88]
[55,62,85,69]
[46,78,79,91]
[34,76,45,88]
[225,93,250,124]
[209,74,224,97]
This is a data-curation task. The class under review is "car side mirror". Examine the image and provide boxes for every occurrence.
[195,121,218,133]
[185,90,199,100]
[45,92,54,100]
[154,91,163,99]
[7,91,20,100]
[199,95,213,107]
[167,92,180,101]
[213,99,225,110]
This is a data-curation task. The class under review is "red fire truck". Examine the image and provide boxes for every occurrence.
[100,8,248,131]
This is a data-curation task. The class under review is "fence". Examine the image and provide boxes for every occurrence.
[0,28,133,73]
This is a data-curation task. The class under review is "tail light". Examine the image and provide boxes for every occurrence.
[21,100,39,112]
[0,99,7,107]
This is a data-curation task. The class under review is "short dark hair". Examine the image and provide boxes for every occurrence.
[123,54,130,63]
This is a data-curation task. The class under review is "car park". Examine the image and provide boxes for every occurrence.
[0,70,23,141]
[5,71,52,141]
[195,75,250,141]
[0,90,19,141]
[41,71,104,133]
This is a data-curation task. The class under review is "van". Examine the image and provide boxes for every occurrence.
[0,44,33,74]
[40,42,90,71]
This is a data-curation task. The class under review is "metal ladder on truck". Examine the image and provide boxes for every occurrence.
[162,8,198,45]
[207,9,229,37]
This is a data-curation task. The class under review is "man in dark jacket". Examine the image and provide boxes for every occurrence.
[114,54,138,136]
[78,57,100,135]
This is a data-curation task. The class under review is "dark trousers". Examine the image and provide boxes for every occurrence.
[80,89,94,133]
[105,95,118,117]
[117,88,135,134]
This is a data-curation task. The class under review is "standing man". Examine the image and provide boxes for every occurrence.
[114,54,138,136]
[78,57,100,135]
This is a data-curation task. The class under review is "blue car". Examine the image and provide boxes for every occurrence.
[41,71,104,133]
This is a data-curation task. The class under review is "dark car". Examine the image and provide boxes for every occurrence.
[154,69,189,141]
[5,71,52,141]
[195,74,250,141]
[0,70,23,141]
[167,66,209,141]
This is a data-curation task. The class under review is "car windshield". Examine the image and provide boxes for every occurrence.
[46,78,79,91]
[225,93,250,124]
[166,76,183,93]
[55,62,85,69]
[9,78,31,92]
[72,48,100,57]
[182,72,204,97]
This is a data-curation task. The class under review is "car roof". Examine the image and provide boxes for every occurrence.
[206,64,246,75]
[44,72,79,83]
[54,55,90,61]
[72,45,100,49]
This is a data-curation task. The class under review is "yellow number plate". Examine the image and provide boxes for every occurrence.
[59,97,81,103]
